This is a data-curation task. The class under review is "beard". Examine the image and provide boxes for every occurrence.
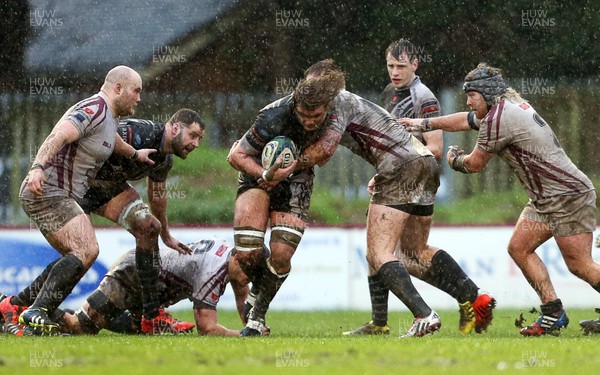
[171,132,188,159]
[114,96,135,116]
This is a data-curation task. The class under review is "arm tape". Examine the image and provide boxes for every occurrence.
[451,154,471,174]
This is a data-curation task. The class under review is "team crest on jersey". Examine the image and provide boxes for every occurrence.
[85,107,95,115]
[211,292,219,301]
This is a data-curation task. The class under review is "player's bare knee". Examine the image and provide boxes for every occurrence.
[133,215,161,239]
[73,245,98,269]
[118,200,160,237]
[266,253,292,275]
[268,225,303,275]
[564,258,589,280]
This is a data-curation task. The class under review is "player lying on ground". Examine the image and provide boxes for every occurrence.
[48,238,265,336]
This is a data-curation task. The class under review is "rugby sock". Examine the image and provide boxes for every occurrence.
[420,250,478,303]
[11,258,60,306]
[378,260,431,318]
[31,254,85,312]
[540,299,563,316]
[368,274,389,326]
[105,311,138,334]
[249,270,287,324]
[136,248,161,319]
[239,258,268,320]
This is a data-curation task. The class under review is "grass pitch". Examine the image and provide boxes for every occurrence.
[1,308,599,374]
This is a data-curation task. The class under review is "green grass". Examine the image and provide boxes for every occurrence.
[2,309,600,374]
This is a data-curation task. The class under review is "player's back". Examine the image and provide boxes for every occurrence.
[94,119,173,183]
[333,90,432,168]
[160,239,232,308]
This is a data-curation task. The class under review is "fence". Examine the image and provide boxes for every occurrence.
[1,85,598,223]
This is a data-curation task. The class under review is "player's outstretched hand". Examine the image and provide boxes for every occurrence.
[136,148,157,165]
[398,117,432,133]
[164,236,193,255]
[27,168,46,196]
[446,145,464,167]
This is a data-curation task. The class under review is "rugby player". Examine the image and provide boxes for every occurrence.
[227,71,343,337]
[8,66,154,335]
[79,108,204,334]
[52,238,259,336]
[344,40,495,336]
[401,63,600,336]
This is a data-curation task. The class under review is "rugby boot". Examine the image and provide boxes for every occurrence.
[19,307,59,335]
[579,308,600,335]
[1,296,28,336]
[342,320,390,335]
[240,318,265,337]
[458,301,476,334]
[401,310,441,338]
[140,308,195,335]
[520,309,569,336]
[473,291,496,333]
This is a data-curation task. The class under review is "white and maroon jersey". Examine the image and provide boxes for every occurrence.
[331,90,433,170]
[107,238,232,310]
[21,92,118,201]
[381,76,441,119]
[477,99,593,200]
[159,238,232,309]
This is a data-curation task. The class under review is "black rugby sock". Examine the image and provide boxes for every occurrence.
[540,299,563,316]
[31,254,85,313]
[249,270,287,324]
[136,247,161,319]
[368,274,389,326]
[378,260,431,318]
[420,250,479,303]
[11,258,60,306]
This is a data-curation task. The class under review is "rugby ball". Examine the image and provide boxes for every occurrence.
[261,136,298,169]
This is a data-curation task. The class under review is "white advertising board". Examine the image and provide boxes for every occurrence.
[1,226,599,312]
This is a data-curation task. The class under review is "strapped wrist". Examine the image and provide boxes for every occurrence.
[261,169,271,182]
[451,154,471,174]
[30,163,45,171]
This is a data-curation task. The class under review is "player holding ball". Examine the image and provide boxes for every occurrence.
[227,71,344,336]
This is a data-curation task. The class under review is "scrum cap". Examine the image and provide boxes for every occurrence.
[463,65,507,107]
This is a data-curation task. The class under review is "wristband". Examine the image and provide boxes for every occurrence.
[130,150,138,160]
[31,163,45,171]
[261,169,271,182]
[420,118,432,132]
[451,154,471,174]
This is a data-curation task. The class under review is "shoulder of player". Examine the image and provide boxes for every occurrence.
[70,93,110,122]
[410,79,438,101]
[481,99,521,129]
[119,118,160,131]
[119,119,165,147]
